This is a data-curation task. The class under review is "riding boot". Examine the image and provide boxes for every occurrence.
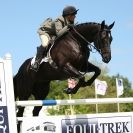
[30,45,46,72]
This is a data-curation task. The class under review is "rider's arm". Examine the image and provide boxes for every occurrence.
[54,19,64,35]
[54,19,68,37]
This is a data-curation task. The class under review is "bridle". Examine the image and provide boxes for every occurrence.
[94,29,112,56]
[72,26,112,58]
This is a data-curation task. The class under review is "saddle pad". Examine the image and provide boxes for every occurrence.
[31,56,49,66]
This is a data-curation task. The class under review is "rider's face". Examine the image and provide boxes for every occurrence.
[67,14,76,23]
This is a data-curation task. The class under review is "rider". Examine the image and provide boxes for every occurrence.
[30,5,79,72]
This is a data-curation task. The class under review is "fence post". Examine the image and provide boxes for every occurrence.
[0,54,17,133]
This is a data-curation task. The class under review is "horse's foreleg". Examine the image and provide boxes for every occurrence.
[84,62,101,86]
[64,62,83,78]
[64,77,85,94]
[64,62,101,94]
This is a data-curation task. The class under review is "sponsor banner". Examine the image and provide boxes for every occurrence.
[116,78,124,96]
[0,62,7,106]
[98,116,131,133]
[62,116,131,133]
[0,62,9,132]
[21,116,61,133]
[21,112,132,133]
[95,79,107,95]
[0,107,9,133]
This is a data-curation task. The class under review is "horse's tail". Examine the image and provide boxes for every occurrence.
[13,58,32,100]
[13,69,24,100]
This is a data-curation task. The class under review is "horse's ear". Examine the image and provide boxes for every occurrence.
[101,20,105,30]
[109,21,115,29]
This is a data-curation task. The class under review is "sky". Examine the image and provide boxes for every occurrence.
[0,1,133,87]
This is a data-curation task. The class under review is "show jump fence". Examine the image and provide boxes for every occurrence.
[1,54,133,133]
[16,98,133,106]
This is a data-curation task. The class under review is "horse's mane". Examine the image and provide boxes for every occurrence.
[76,22,100,26]
[75,22,108,29]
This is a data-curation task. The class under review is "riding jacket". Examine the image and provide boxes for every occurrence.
[37,16,73,38]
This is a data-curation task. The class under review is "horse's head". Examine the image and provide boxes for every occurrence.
[73,21,114,63]
[94,20,115,63]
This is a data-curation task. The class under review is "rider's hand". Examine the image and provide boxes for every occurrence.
[67,24,74,29]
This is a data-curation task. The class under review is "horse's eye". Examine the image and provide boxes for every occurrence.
[101,31,106,38]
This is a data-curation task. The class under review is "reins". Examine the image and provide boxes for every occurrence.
[72,27,99,53]
[70,27,96,77]
[73,25,112,59]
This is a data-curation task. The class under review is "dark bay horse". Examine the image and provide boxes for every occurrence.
[14,20,114,132]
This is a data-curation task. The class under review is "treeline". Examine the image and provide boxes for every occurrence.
[45,73,133,115]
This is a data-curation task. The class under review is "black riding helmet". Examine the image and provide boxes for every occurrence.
[62,6,79,17]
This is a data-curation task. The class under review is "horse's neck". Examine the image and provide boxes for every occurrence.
[75,23,100,42]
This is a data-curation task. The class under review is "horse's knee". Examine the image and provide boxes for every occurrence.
[96,67,101,75]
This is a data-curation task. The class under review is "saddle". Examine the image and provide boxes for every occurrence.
[31,40,57,68]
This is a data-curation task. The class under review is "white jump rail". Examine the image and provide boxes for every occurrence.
[16,97,133,106]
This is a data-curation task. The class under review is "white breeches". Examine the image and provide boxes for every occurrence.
[40,34,50,47]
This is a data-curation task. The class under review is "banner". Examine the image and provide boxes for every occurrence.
[0,62,9,132]
[95,79,107,95]
[116,78,124,96]
[21,113,132,133]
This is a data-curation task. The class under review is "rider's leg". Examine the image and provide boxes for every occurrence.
[30,34,50,72]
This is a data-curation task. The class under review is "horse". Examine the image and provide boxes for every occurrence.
[13,20,114,132]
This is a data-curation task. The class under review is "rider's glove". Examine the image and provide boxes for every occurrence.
[67,24,74,29]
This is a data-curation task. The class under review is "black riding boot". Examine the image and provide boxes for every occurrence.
[30,45,46,72]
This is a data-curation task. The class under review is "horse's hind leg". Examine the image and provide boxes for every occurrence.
[16,92,31,132]
[32,106,42,116]
[17,106,25,133]
[32,82,50,116]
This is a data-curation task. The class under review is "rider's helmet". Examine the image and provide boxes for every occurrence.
[62,6,79,17]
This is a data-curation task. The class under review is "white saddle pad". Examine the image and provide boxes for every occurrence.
[31,56,49,66]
